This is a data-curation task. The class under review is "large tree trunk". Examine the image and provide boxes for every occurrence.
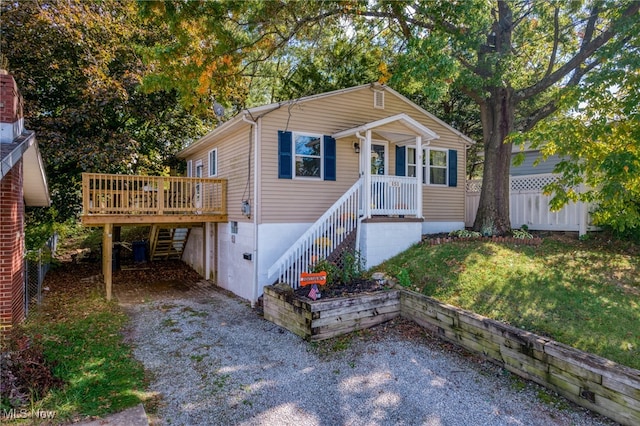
[473,87,515,235]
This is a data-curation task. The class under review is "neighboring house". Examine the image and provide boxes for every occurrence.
[178,83,474,304]
[466,144,593,234]
[0,71,50,333]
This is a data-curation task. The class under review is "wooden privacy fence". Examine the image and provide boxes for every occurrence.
[82,173,226,217]
[466,173,592,234]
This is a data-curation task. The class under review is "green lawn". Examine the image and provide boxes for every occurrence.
[14,263,150,423]
[377,236,640,370]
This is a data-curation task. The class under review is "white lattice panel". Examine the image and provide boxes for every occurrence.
[466,179,482,193]
[510,174,558,192]
[465,173,593,233]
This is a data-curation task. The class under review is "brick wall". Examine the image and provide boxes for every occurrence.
[0,73,23,124]
[0,160,25,333]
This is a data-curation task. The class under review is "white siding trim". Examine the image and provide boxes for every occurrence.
[208,148,218,177]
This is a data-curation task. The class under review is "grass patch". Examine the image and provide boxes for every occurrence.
[10,263,149,423]
[378,235,640,370]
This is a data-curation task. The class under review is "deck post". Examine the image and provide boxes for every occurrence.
[213,223,218,282]
[204,223,211,279]
[102,223,113,300]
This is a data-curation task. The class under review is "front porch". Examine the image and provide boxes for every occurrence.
[367,174,419,217]
[80,173,228,299]
[334,113,440,220]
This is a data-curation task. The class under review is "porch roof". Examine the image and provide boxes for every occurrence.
[331,113,439,145]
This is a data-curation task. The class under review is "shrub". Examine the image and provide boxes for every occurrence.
[449,229,482,239]
[512,228,534,239]
[312,258,340,286]
[312,249,364,286]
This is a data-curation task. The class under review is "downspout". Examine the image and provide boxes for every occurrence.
[242,114,260,308]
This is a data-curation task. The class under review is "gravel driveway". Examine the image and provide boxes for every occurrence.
[124,283,615,426]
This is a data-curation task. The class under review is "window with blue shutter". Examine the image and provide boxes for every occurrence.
[323,135,336,181]
[395,146,406,177]
[279,131,336,180]
[448,149,458,187]
[278,130,293,179]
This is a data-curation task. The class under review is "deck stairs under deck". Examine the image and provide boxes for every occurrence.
[149,226,191,261]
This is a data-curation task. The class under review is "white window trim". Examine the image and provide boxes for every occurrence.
[426,147,448,186]
[208,148,218,177]
[405,146,448,185]
[195,159,203,178]
[187,160,193,177]
[406,147,417,178]
[292,131,324,180]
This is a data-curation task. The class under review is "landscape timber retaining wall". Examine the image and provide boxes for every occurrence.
[400,290,640,426]
[263,285,400,341]
[262,285,639,425]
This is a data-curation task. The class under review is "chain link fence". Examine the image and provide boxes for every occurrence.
[24,234,57,316]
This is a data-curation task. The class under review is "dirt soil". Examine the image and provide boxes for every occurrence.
[293,277,387,300]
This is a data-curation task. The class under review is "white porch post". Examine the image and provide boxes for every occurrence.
[415,136,423,218]
[364,130,372,219]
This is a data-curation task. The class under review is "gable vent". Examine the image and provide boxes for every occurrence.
[373,90,385,109]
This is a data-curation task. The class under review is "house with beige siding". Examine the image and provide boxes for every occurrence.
[178,83,474,304]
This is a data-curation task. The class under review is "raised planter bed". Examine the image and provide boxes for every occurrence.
[263,284,400,341]
[262,284,640,425]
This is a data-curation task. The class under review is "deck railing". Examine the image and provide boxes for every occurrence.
[82,173,226,216]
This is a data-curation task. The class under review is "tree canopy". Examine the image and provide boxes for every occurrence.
[3,0,638,236]
[1,0,211,220]
[513,29,640,236]
[140,0,639,234]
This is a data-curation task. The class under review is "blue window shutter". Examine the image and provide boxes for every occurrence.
[448,149,458,187]
[395,146,406,176]
[278,131,292,179]
[324,135,336,181]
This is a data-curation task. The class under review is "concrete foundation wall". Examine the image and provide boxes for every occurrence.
[182,227,204,276]
[359,221,422,268]
[422,221,464,235]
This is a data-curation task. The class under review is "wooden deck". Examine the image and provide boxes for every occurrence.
[81,173,227,301]
[81,173,227,225]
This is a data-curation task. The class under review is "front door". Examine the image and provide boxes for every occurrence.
[370,142,388,175]
[370,142,388,211]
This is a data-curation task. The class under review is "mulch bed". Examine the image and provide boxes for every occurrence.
[293,278,388,300]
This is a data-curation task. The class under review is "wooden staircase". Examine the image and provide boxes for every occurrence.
[149,226,191,261]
